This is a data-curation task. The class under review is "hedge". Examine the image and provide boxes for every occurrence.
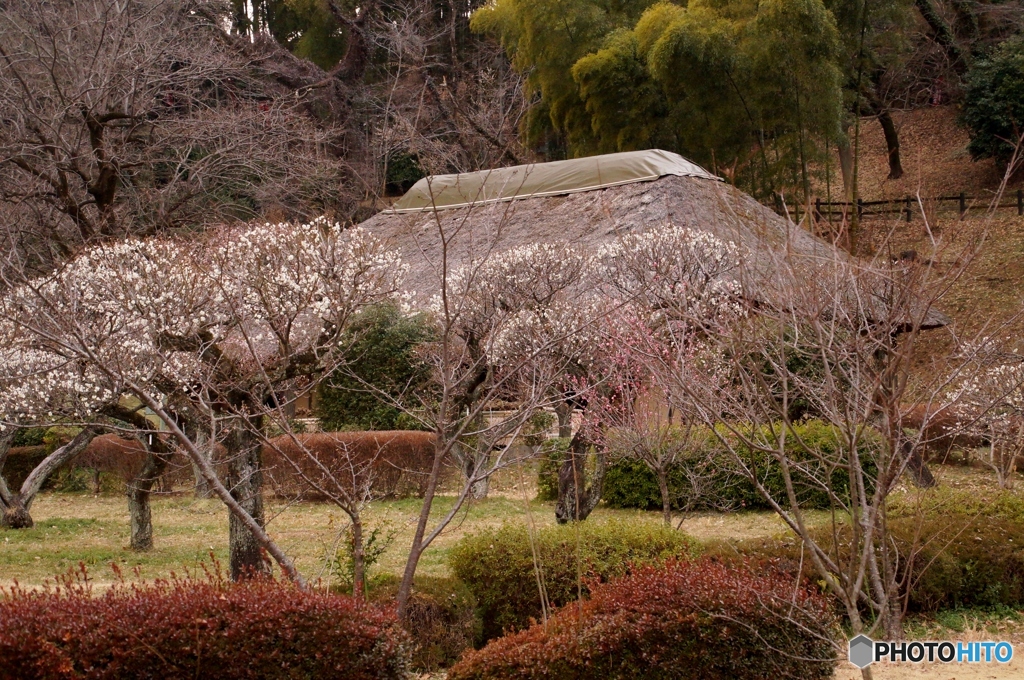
[449,520,695,641]
[0,570,412,679]
[448,558,838,680]
[712,487,1024,614]
[263,431,439,499]
[603,420,880,512]
[1,446,49,491]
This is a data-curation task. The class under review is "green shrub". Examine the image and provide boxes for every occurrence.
[49,466,93,493]
[962,37,1024,163]
[603,420,879,512]
[448,558,838,680]
[890,489,1024,612]
[41,425,81,453]
[602,458,663,510]
[11,428,46,448]
[369,574,480,671]
[316,304,433,432]
[714,487,1024,614]
[449,519,696,640]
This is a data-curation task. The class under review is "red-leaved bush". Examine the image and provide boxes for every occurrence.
[448,558,838,680]
[0,566,412,679]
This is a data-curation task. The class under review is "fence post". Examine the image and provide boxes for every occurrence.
[959,191,966,218]
[1018,189,1022,216]
[815,197,822,223]
[905,196,912,222]
[857,198,863,220]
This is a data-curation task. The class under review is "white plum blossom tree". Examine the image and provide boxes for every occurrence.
[0,218,405,582]
[951,342,1024,489]
[379,236,600,616]
[555,224,744,525]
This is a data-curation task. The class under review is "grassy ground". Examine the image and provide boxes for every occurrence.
[0,463,1018,588]
[5,464,1024,679]
[4,491,809,591]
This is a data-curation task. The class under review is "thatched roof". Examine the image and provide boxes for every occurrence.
[360,151,948,330]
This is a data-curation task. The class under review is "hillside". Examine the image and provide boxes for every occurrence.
[853,105,1020,201]
[816,106,1024,383]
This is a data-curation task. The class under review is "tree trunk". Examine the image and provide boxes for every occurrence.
[902,440,936,488]
[0,428,98,529]
[878,110,904,180]
[128,441,173,552]
[397,436,448,618]
[190,427,214,498]
[555,402,573,439]
[555,431,606,523]
[351,516,365,598]
[2,494,32,528]
[837,132,854,201]
[226,417,268,580]
[656,467,672,525]
[459,433,490,500]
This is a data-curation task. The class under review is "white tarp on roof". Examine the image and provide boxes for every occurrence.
[385,149,721,213]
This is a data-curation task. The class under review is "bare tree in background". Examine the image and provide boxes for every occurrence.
[0,0,348,271]
[359,0,531,199]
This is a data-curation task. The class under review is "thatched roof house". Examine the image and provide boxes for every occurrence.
[359,150,947,329]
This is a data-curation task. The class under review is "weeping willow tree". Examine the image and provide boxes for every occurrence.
[473,0,845,201]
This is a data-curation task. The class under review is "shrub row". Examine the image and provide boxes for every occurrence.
[713,487,1024,613]
[893,489,1024,611]
[0,571,412,679]
[5,430,192,494]
[263,431,440,499]
[448,558,838,680]
[449,519,695,640]
[601,420,879,512]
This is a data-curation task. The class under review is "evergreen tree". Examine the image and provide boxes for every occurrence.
[317,304,434,431]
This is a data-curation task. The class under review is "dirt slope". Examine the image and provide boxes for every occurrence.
[851,106,1019,201]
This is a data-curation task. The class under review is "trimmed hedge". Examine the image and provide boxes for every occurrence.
[263,431,439,499]
[0,571,412,679]
[448,558,838,680]
[369,575,480,671]
[603,420,879,512]
[449,520,695,640]
[1,446,49,491]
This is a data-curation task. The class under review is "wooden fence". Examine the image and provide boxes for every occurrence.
[792,190,1024,222]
